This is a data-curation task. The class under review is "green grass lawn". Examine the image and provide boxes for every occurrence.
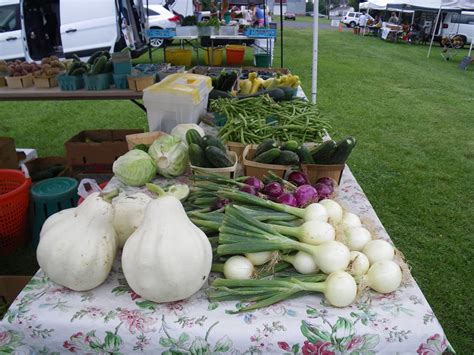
[1,28,473,351]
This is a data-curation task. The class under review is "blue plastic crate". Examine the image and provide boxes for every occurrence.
[113,74,129,89]
[57,74,84,91]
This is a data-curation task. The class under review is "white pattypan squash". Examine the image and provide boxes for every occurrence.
[112,192,152,248]
[122,195,212,303]
[37,192,117,291]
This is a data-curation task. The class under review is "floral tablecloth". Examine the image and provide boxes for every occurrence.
[0,167,453,354]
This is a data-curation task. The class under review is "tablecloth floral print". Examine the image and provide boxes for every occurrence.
[0,168,454,354]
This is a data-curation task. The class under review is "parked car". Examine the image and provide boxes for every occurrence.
[438,11,474,47]
[284,12,296,20]
[341,12,361,28]
[0,0,148,62]
[146,4,179,48]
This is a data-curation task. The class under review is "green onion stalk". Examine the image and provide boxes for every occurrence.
[207,270,357,312]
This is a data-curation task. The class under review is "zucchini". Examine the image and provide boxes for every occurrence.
[273,150,300,165]
[281,140,299,152]
[209,89,233,100]
[237,88,285,102]
[311,140,337,164]
[330,136,357,164]
[72,54,82,62]
[189,143,211,167]
[91,55,107,75]
[203,135,226,152]
[255,139,278,157]
[296,145,315,164]
[186,129,205,148]
[70,67,86,76]
[280,86,295,101]
[253,148,281,164]
[205,146,233,168]
[67,61,81,75]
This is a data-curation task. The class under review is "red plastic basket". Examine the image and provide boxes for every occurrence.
[0,170,31,255]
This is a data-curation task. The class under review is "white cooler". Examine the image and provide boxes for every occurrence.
[143,73,212,133]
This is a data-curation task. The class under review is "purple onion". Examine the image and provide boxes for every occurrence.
[316,177,338,190]
[243,177,264,191]
[276,192,298,207]
[313,183,334,201]
[287,171,309,186]
[213,198,230,210]
[294,184,319,208]
[240,185,258,195]
[262,181,284,198]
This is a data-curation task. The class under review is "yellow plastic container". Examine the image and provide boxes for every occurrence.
[143,73,213,132]
[166,48,193,67]
[203,47,224,66]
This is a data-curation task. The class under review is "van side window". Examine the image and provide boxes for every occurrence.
[348,13,354,17]
[452,14,474,24]
[0,4,21,32]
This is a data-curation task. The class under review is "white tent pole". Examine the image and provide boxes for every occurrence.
[427,6,442,58]
[312,0,319,104]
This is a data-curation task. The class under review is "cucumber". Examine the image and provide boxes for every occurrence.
[70,67,86,76]
[296,145,315,164]
[281,140,299,152]
[104,60,113,73]
[67,61,81,75]
[203,135,226,152]
[87,50,105,65]
[273,150,300,165]
[255,139,278,157]
[91,55,107,75]
[189,143,211,167]
[253,148,281,164]
[205,146,233,168]
[330,136,357,164]
[311,140,337,164]
[72,54,82,62]
[186,129,204,148]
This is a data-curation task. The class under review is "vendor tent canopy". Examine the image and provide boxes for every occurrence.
[359,1,388,10]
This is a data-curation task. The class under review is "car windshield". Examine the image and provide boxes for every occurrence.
[146,8,160,16]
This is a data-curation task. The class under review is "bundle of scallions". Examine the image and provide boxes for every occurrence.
[186,175,405,312]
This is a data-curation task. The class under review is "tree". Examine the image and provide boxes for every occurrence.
[306,0,314,12]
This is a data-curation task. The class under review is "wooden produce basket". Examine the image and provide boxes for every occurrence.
[33,76,58,88]
[126,131,168,150]
[6,74,33,89]
[190,151,238,178]
[242,144,292,179]
[226,142,246,162]
[301,163,345,185]
[0,76,6,87]
[127,75,155,92]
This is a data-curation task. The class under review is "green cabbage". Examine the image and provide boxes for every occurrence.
[148,135,188,177]
[113,150,157,186]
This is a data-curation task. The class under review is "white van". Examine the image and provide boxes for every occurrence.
[0,0,23,60]
[0,0,148,61]
[441,11,474,47]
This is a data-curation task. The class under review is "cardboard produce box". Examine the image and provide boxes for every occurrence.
[65,129,143,174]
[0,137,19,169]
[0,276,31,306]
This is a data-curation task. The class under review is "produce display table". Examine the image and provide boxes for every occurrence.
[0,167,453,353]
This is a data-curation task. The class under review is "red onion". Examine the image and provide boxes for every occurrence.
[262,181,284,198]
[213,198,230,210]
[316,177,338,190]
[276,192,298,207]
[294,184,319,208]
[240,185,258,195]
[313,183,334,201]
[287,171,309,186]
[243,177,264,191]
